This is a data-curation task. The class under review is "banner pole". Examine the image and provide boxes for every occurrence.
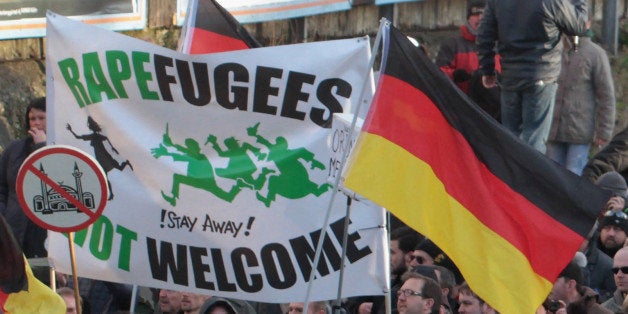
[68,232,82,314]
[304,18,388,313]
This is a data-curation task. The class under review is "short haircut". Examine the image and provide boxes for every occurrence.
[390,226,423,253]
[458,282,485,305]
[433,265,455,290]
[401,271,442,314]
[559,261,583,286]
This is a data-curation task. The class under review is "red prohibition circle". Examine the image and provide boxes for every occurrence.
[16,145,108,232]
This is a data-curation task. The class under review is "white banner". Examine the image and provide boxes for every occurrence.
[45,12,385,303]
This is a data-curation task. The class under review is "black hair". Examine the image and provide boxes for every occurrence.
[24,97,46,130]
[390,226,424,253]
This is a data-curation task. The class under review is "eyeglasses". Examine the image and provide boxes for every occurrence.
[612,266,628,274]
[397,289,425,298]
[604,210,628,219]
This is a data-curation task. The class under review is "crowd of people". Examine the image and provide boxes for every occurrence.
[3,0,628,313]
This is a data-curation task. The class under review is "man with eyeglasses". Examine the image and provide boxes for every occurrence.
[597,210,628,259]
[396,272,441,314]
[602,247,628,313]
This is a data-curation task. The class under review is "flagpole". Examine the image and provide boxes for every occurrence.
[302,18,388,314]
[68,232,82,314]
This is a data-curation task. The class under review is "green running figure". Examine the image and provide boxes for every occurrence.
[246,123,331,207]
[205,134,274,190]
[151,125,246,206]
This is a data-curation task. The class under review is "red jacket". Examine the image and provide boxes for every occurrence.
[436,25,501,93]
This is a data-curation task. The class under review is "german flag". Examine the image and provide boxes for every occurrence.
[343,23,609,313]
[178,0,261,54]
[0,215,65,313]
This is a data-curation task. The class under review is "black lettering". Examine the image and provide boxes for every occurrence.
[261,243,296,289]
[312,78,351,128]
[176,60,211,106]
[215,63,249,110]
[253,66,282,115]
[289,229,342,281]
[146,238,188,285]
[189,246,214,290]
[232,247,263,293]
[281,71,314,121]
[211,248,237,292]
[154,54,177,102]
[330,217,372,263]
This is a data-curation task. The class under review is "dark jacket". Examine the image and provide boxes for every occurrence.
[585,243,616,302]
[0,137,46,258]
[570,286,613,314]
[477,0,588,91]
[549,36,615,144]
[582,127,628,183]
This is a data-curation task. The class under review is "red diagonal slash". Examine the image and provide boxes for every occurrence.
[25,163,97,219]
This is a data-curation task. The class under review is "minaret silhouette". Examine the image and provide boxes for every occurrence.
[73,162,84,207]
[39,163,52,214]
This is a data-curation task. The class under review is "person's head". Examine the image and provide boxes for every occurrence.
[457,282,494,314]
[57,287,79,314]
[397,272,442,314]
[390,226,423,275]
[287,301,328,314]
[25,97,46,133]
[411,239,443,267]
[158,289,183,313]
[466,0,486,31]
[599,210,628,251]
[596,171,628,199]
[549,261,584,304]
[180,292,211,314]
[612,247,628,293]
[205,300,236,314]
[432,265,456,299]
[87,116,102,132]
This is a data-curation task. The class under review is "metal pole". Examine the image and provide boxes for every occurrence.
[302,18,388,311]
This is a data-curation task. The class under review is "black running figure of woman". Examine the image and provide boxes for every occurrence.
[66,116,133,200]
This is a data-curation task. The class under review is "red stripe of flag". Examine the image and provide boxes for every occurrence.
[178,0,261,54]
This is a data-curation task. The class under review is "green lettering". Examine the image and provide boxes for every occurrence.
[89,215,114,260]
[83,52,117,103]
[57,58,91,108]
[106,50,131,99]
[115,224,137,271]
[132,51,159,100]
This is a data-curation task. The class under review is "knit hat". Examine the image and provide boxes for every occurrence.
[467,0,486,18]
[415,239,465,284]
[415,239,443,258]
[595,171,628,198]
[599,210,628,235]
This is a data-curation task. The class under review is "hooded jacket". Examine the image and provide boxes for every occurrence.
[549,36,615,144]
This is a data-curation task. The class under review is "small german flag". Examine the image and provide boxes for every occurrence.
[178,0,261,54]
[0,215,64,313]
[343,23,609,313]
